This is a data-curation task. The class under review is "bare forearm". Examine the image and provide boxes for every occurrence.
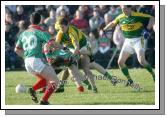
[147,16,155,30]
[14,48,24,58]
[104,22,116,31]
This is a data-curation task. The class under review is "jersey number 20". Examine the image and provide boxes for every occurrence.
[22,35,37,51]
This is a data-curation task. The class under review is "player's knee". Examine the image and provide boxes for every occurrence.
[118,59,124,66]
[48,81,58,90]
[139,59,147,66]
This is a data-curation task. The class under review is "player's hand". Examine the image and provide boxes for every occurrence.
[74,49,80,55]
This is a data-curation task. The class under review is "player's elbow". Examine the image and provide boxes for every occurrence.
[14,47,23,57]
[14,47,19,54]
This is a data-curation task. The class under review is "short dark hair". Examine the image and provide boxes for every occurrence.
[59,18,69,26]
[30,12,41,25]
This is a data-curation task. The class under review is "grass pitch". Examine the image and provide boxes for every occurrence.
[5,69,155,105]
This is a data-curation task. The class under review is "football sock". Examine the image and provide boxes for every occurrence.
[42,83,56,102]
[32,75,46,91]
[83,79,91,86]
[104,72,113,80]
[121,67,131,80]
[144,64,155,81]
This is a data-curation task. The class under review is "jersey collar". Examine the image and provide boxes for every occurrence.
[29,24,45,32]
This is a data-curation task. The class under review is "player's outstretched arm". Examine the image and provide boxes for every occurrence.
[103,21,116,31]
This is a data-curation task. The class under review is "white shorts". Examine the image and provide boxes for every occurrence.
[121,37,144,54]
[24,57,46,74]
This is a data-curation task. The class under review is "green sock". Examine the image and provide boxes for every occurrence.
[121,67,131,80]
[83,79,90,86]
[145,64,155,81]
[145,64,154,76]
[104,72,113,80]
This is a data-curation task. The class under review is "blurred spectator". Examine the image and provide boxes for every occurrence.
[39,14,48,30]
[131,5,139,12]
[71,10,89,34]
[5,13,19,47]
[6,5,17,14]
[34,5,48,17]
[56,5,69,18]
[5,7,12,15]
[59,9,69,20]
[138,5,155,16]
[99,5,110,17]
[78,5,92,21]
[17,20,26,37]
[138,5,155,50]
[44,9,56,27]
[23,5,35,16]
[45,5,57,12]
[67,5,79,17]
[14,5,27,24]
[89,9,104,31]
[107,5,121,20]
[93,5,100,12]
[88,30,99,55]
[5,41,17,70]
[5,12,13,25]
[98,29,110,54]
[48,25,57,38]
[103,13,114,39]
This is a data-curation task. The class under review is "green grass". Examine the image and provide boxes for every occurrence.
[5,69,155,105]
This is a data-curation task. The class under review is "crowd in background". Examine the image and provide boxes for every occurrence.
[5,5,155,70]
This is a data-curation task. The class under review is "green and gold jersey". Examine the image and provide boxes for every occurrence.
[56,24,87,49]
[16,25,51,58]
[113,11,151,38]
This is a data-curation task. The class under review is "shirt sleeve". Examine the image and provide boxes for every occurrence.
[69,30,79,49]
[135,12,152,27]
[112,15,120,25]
[56,31,63,43]
[40,31,52,43]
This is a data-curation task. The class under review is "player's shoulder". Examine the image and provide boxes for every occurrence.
[115,13,126,20]
[69,24,79,33]
[131,11,151,18]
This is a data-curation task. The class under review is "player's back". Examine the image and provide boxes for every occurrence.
[17,27,51,58]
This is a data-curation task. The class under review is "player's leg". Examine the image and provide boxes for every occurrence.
[61,68,69,81]
[118,47,133,86]
[55,68,69,93]
[24,58,45,103]
[135,42,155,81]
[80,54,97,93]
[39,65,60,104]
[89,62,117,85]
[26,58,59,105]
[68,64,85,92]
[27,74,47,103]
